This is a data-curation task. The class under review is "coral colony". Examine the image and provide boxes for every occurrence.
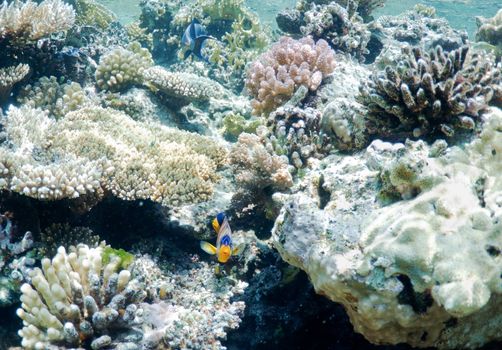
[0,0,501,349]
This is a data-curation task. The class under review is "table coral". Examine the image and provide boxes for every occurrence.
[359,45,502,141]
[272,107,502,349]
[17,243,146,349]
[0,106,226,208]
[0,0,75,44]
[245,36,336,115]
[0,63,30,106]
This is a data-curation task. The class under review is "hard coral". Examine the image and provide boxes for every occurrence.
[0,0,75,44]
[17,243,146,349]
[0,63,30,106]
[245,36,336,115]
[359,45,502,141]
[95,42,153,92]
[476,9,502,47]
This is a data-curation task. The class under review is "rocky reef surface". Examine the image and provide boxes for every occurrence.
[0,0,501,349]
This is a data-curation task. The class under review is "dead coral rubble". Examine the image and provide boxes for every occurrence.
[359,45,502,141]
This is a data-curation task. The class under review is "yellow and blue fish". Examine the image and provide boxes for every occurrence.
[200,212,243,263]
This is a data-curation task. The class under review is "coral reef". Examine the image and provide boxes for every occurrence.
[0,0,75,44]
[476,9,502,48]
[359,45,502,141]
[143,65,225,102]
[132,255,247,350]
[0,213,35,307]
[95,42,153,92]
[40,224,100,257]
[0,63,30,106]
[0,106,226,207]
[245,36,336,115]
[272,107,502,349]
[17,76,90,119]
[17,243,146,349]
[68,0,117,30]
[222,113,262,142]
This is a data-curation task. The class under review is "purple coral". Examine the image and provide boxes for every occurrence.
[245,36,336,115]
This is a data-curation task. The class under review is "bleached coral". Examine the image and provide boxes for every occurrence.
[17,76,90,118]
[0,63,30,105]
[245,36,336,115]
[273,107,502,349]
[95,42,153,92]
[17,243,146,349]
[0,0,75,43]
[143,65,224,101]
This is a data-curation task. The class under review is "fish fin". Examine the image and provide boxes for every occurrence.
[200,241,217,255]
[232,243,245,256]
[192,18,201,25]
[196,35,214,41]
[190,19,197,39]
[183,49,192,60]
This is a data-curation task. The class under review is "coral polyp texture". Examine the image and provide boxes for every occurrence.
[143,66,224,101]
[95,42,153,92]
[17,243,146,349]
[245,36,336,115]
[476,9,502,47]
[0,63,30,106]
[0,106,226,207]
[273,107,502,349]
[359,45,502,141]
[0,0,75,44]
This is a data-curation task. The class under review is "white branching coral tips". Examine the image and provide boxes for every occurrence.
[0,63,30,105]
[17,243,146,350]
[245,36,336,115]
[0,0,75,43]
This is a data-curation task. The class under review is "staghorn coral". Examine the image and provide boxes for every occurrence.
[17,243,147,349]
[359,45,502,141]
[272,107,502,349]
[143,65,225,102]
[17,76,90,119]
[245,36,336,115]
[0,63,30,106]
[95,42,153,92]
[0,105,226,207]
[0,0,75,44]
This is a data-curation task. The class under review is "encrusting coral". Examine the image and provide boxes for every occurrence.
[0,106,226,207]
[0,63,30,106]
[16,242,146,349]
[0,0,75,44]
[272,107,502,349]
[359,45,502,141]
[95,42,153,92]
[245,36,336,115]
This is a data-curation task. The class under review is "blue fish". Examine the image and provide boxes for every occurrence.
[181,19,215,62]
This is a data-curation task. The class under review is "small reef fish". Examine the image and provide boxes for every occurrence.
[200,212,243,263]
[181,18,215,62]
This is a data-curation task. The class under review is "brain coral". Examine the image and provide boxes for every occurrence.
[245,36,336,115]
[0,106,226,207]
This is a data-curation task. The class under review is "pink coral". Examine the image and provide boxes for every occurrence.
[245,36,336,115]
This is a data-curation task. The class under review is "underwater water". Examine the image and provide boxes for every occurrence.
[0,0,501,350]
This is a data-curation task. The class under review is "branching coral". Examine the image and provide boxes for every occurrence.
[0,63,30,106]
[17,76,90,119]
[40,224,100,257]
[476,9,502,48]
[0,0,75,44]
[0,105,226,207]
[245,36,336,115]
[359,45,502,141]
[68,0,117,30]
[95,42,153,92]
[143,65,224,102]
[17,243,146,349]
